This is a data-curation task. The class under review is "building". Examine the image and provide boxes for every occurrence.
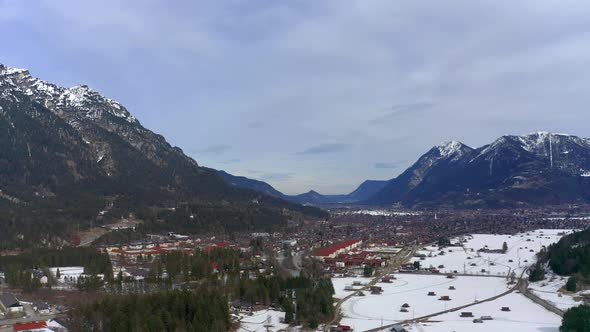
[13,321,47,332]
[33,301,50,314]
[312,240,362,261]
[390,324,407,332]
[0,293,23,313]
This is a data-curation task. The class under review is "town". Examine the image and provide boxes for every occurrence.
[1,207,588,331]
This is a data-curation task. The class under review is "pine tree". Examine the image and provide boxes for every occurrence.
[566,276,577,292]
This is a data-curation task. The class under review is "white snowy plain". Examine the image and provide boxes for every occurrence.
[333,275,510,331]
[333,229,575,332]
[237,309,290,332]
[404,293,562,332]
[413,229,574,277]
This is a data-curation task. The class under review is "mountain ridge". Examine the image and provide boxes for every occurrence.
[215,169,387,205]
[0,63,326,247]
[368,132,590,207]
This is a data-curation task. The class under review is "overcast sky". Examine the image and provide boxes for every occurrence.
[2,0,590,194]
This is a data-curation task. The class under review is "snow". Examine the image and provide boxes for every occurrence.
[63,85,92,107]
[333,230,574,331]
[49,266,84,282]
[46,319,66,330]
[334,275,510,331]
[413,229,572,276]
[436,141,469,159]
[346,210,420,217]
[237,309,289,332]
[405,293,562,332]
[529,271,587,311]
[2,66,28,75]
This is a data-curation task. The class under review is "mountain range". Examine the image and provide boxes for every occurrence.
[216,170,387,205]
[220,133,590,207]
[3,61,590,224]
[0,64,325,246]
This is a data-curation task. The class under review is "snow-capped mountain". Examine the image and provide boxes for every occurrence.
[369,133,590,207]
[369,141,474,205]
[0,64,322,218]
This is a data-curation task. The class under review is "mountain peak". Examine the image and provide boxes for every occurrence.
[0,63,137,124]
[434,140,472,159]
[0,64,29,76]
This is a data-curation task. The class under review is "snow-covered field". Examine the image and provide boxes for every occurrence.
[405,293,562,332]
[529,271,589,311]
[333,229,575,331]
[237,310,289,332]
[333,275,510,331]
[414,229,573,276]
[49,266,84,282]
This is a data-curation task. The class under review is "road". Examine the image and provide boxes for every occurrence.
[323,246,419,332]
[518,278,565,317]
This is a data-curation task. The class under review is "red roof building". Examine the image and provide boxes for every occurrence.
[312,239,362,261]
[13,321,47,332]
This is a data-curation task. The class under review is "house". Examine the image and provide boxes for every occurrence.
[449,286,456,290]
[0,293,23,313]
[427,291,436,296]
[33,301,50,314]
[369,286,383,294]
[481,315,493,320]
[501,306,511,312]
[401,303,410,308]
[460,312,474,317]
[390,324,407,332]
[439,295,451,301]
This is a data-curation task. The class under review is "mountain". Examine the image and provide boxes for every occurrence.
[346,180,389,201]
[215,170,386,205]
[0,64,325,246]
[216,170,285,198]
[369,132,590,207]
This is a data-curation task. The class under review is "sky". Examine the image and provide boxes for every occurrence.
[2,0,590,194]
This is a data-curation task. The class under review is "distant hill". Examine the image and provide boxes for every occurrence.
[216,170,386,205]
[368,133,590,207]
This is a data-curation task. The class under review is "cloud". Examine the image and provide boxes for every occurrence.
[245,170,295,182]
[370,102,436,124]
[257,172,294,182]
[5,0,590,194]
[219,158,241,164]
[296,143,352,155]
[374,161,408,169]
[197,144,232,155]
[248,121,264,129]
